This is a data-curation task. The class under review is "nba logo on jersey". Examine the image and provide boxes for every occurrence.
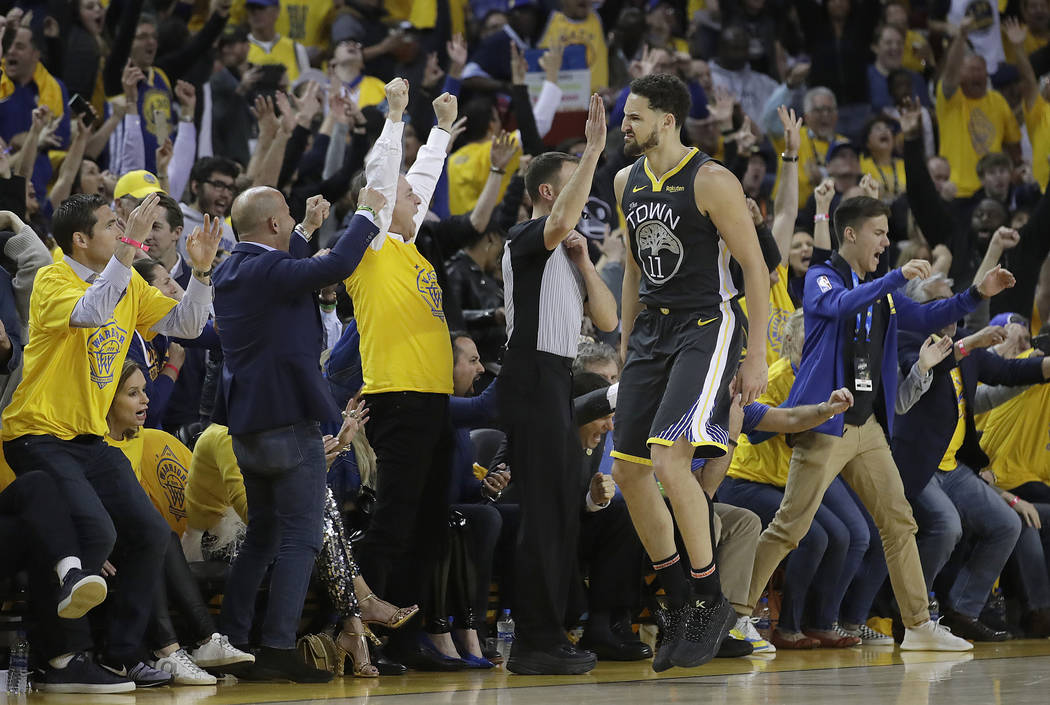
[817,275,833,293]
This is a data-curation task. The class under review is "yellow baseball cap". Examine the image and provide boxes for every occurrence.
[114,170,165,199]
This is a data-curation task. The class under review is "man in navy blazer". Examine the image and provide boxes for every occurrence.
[893,277,1050,642]
[211,186,385,682]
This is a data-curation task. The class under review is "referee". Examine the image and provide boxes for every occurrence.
[498,94,618,675]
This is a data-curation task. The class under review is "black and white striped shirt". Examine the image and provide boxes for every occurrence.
[502,216,585,359]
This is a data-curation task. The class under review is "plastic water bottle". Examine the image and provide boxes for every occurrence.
[755,597,772,639]
[928,592,940,622]
[496,609,515,661]
[7,630,29,694]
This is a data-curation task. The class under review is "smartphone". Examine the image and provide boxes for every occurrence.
[67,93,94,121]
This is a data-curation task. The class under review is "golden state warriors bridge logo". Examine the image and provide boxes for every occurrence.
[157,444,188,521]
[416,264,445,321]
[87,321,128,389]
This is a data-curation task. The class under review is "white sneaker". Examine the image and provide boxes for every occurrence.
[901,619,973,651]
[153,649,217,685]
[732,615,776,653]
[190,633,254,668]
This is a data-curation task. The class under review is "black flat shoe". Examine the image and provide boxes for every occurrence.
[506,642,596,675]
[715,635,754,658]
[368,643,407,676]
[384,632,467,671]
[578,633,653,661]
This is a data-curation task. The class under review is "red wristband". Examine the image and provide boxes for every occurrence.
[1009,495,1020,507]
[956,341,969,357]
[120,236,150,252]
[163,363,180,376]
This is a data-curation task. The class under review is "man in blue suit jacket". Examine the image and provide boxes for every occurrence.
[212,186,385,682]
[893,278,1050,642]
[744,196,1017,653]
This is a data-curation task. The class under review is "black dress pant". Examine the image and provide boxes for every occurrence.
[0,472,85,662]
[149,531,217,650]
[4,435,169,662]
[498,350,583,650]
[0,471,80,569]
[357,391,453,613]
[451,503,502,634]
[577,496,645,613]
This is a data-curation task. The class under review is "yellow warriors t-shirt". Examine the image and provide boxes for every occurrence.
[979,349,1050,490]
[344,237,453,395]
[447,138,520,216]
[276,0,331,50]
[539,10,609,93]
[937,368,967,471]
[2,261,176,441]
[1024,96,1050,192]
[727,356,796,487]
[247,36,302,82]
[859,156,907,201]
[186,423,248,531]
[107,429,193,534]
[935,82,1021,198]
[740,264,795,367]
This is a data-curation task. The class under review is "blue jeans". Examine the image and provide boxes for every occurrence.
[1006,503,1050,611]
[913,465,1022,618]
[720,476,869,631]
[838,486,889,626]
[220,422,327,649]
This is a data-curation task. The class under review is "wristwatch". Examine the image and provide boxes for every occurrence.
[293,223,311,241]
[781,153,799,162]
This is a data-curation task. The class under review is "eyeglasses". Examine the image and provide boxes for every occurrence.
[202,180,235,193]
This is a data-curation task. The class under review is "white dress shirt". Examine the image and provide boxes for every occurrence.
[66,256,211,338]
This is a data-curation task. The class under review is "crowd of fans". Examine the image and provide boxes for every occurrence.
[0,0,1049,692]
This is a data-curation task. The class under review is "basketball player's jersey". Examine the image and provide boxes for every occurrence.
[622,148,737,309]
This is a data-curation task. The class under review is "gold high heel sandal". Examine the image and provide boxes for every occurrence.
[360,592,419,630]
[335,627,381,678]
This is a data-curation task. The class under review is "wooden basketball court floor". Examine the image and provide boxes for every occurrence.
[22,640,1050,705]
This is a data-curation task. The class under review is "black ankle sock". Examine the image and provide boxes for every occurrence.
[653,552,690,610]
[690,559,720,603]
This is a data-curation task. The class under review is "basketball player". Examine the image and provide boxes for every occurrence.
[611,74,770,671]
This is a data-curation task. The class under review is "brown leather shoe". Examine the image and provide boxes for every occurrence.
[770,629,820,649]
[803,628,862,648]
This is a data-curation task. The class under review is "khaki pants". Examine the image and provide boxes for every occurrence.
[713,503,762,617]
[746,416,930,627]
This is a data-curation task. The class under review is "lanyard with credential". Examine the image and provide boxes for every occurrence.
[852,270,873,343]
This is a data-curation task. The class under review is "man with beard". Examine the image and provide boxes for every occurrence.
[611,73,769,671]
[179,157,239,261]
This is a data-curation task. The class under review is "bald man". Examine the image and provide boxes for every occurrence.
[211,187,385,682]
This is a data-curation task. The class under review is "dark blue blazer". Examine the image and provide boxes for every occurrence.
[211,214,379,435]
[893,329,1047,498]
